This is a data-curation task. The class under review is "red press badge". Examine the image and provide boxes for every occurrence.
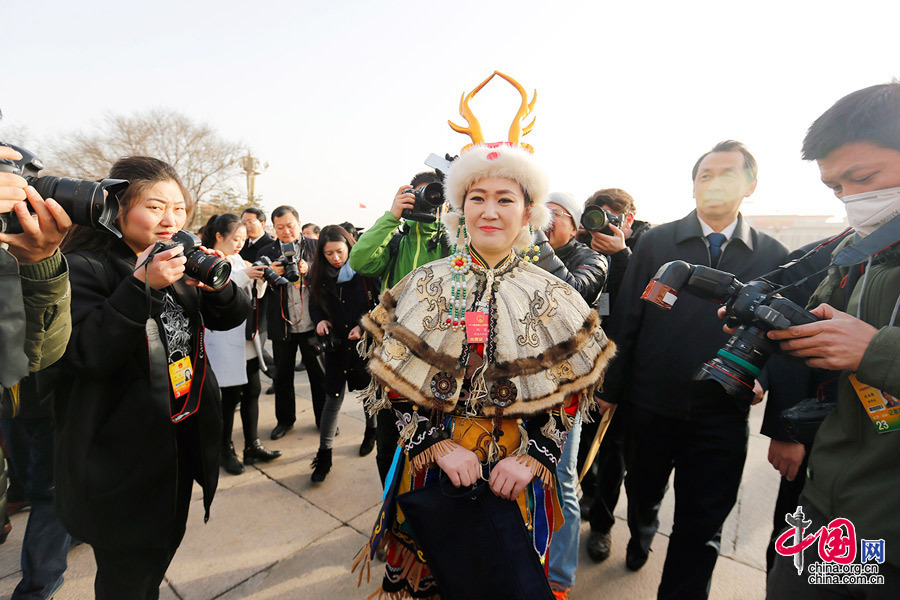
[465,311,489,344]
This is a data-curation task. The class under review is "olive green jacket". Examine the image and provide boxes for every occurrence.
[0,249,71,416]
[803,237,900,566]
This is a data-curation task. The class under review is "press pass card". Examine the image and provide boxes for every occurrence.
[168,356,194,399]
[850,374,900,433]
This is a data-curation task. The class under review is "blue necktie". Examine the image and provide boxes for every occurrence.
[707,233,726,267]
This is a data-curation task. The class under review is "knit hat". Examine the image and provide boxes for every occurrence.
[545,192,581,231]
[442,143,550,252]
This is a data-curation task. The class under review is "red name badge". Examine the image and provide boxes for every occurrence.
[465,311,489,344]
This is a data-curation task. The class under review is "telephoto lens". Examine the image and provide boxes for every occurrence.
[167,231,232,290]
[253,256,289,287]
[0,143,129,236]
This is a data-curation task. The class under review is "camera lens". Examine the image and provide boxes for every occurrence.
[30,176,128,237]
[184,251,232,290]
[418,182,444,208]
[580,206,609,233]
[692,325,774,403]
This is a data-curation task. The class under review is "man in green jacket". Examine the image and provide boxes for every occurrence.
[349,172,447,294]
[349,171,448,484]
[767,82,900,597]
[0,143,72,600]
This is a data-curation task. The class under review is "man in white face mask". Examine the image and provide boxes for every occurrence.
[767,82,900,597]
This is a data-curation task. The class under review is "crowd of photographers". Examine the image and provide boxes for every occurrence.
[2,81,900,600]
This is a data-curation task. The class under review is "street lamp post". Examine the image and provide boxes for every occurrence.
[240,151,267,205]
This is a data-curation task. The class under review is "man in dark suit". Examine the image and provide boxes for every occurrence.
[598,141,789,599]
[240,208,277,263]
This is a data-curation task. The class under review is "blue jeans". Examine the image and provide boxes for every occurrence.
[548,414,582,590]
[1,417,71,600]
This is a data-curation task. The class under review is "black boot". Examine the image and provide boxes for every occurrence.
[310,448,333,483]
[359,426,376,457]
[243,439,282,465]
[222,442,244,475]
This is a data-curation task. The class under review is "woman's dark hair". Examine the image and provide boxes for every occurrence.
[307,225,355,307]
[200,213,244,249]
[62,156,193,255]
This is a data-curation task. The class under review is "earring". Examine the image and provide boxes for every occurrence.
[446,219,470,330]
[522,225,540,262]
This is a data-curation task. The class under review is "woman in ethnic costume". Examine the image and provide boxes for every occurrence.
[354,72,615,599]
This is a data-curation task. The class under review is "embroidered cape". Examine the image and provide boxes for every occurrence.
[360,255,615,420]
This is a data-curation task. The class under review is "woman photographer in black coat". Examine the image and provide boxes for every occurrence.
[307,225,379,482]
[54,157,248,600]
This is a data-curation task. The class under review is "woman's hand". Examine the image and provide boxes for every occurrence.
[316,320,332,336]
[489,456,534,501]
[298,259,309,275]
[244,264,266,280]
[348,325,362,340]
[435,443,482,488]
[133,244,187,290]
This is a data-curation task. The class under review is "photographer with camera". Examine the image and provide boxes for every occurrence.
[576,188,650,564]
[54,156,248,599]
[525,191,607,598]
[258,205,324,440]
[348,171,449,484]
[201,214,281,476]
[306,225,379,482]
[766,83,900,597]
[581,188,651,312]
[600,141,787,598]
[0,142,72,599]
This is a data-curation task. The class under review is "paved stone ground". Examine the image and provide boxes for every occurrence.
[0,365,779,599]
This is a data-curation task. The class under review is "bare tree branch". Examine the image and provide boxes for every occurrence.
[46,108,248,228]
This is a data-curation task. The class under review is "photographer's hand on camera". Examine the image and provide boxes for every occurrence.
[768,303,878,371]
[589,223,627,255]
[316,320,332,336]
[244,264,266,281]
[390,186,416,220]
[0,185,73,264]
[133,245,187,290]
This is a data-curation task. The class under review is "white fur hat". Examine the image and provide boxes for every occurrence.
[442,143,550,252]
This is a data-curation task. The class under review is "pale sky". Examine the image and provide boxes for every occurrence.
[2,0,898,230]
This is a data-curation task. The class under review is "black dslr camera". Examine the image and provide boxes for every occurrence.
[152,231,231,290]
[253,256,288,287]
[641,260,818,404]
[310,332,340,356]
[402,182,445,223]
[580,206,622,236]
[0,143,129,236]
[279,241,301,282]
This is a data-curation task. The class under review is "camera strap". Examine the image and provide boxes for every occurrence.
[767,212,900,299]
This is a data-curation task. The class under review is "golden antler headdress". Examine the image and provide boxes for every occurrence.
[442,72,550,253]
[448,71,538,153]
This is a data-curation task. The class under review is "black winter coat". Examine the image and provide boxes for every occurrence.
[309,271,380,393]
[53,241,249,549]
[533,230,609,305]
[602,211,789,418]
[260,236,318,341]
